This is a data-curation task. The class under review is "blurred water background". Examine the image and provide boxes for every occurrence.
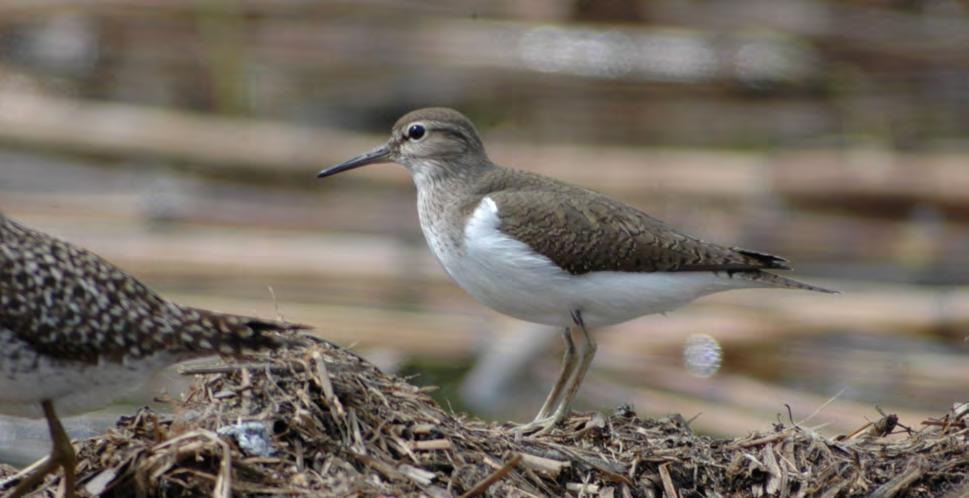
[1,0,967,465]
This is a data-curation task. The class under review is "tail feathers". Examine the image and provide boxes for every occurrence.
[178,307,309,355]
[733,247,792,271]
[737,271,838,294]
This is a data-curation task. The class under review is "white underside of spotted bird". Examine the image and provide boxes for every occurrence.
[0,328,175,418]
[426,196,765,328]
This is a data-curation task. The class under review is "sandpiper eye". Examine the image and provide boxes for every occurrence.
[407,124,426,141]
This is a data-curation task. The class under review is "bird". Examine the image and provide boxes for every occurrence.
[316,107,834,434]
[0,214,302,497]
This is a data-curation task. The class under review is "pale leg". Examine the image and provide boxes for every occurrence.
[517,311,596,435]
[532,327,577,421]
[543,311,597,431]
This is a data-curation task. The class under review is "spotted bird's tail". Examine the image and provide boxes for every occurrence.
[177,307,307,355]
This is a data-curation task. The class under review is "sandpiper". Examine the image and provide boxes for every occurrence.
[0,214,302,497]
[317,107,834,434]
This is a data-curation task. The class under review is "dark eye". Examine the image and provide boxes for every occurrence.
[407,124,426,141]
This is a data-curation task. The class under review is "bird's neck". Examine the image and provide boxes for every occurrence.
[407,156,490,191]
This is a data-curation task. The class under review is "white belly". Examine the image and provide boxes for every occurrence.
[428,197,761,328]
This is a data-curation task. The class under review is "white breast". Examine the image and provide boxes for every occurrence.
[426,196,762,328]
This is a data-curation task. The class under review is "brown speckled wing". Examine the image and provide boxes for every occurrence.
[487,186,790,276]
[0,214,295,363]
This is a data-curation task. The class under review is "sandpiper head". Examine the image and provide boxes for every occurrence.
[317,107,488,182]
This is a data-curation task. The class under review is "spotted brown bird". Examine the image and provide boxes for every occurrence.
[0,214,302,497]
[318,108,834,434]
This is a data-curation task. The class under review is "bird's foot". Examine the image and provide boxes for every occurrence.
[2,454,67,498]
[6,401,77,498]
[514,410,569,437]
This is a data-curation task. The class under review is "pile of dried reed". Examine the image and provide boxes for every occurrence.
[3,336,967,497]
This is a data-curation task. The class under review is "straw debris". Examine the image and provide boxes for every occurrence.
[3,336,967,497]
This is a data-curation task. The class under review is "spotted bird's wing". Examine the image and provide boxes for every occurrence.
[0,215,299,363]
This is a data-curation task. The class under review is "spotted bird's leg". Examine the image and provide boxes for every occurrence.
[7,401,76,498]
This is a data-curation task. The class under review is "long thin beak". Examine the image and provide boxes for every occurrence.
[317,144,391,178]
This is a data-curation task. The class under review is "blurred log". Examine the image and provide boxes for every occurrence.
[0,92,968,208]
[0,92,377,174]
[774,149,969,209]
